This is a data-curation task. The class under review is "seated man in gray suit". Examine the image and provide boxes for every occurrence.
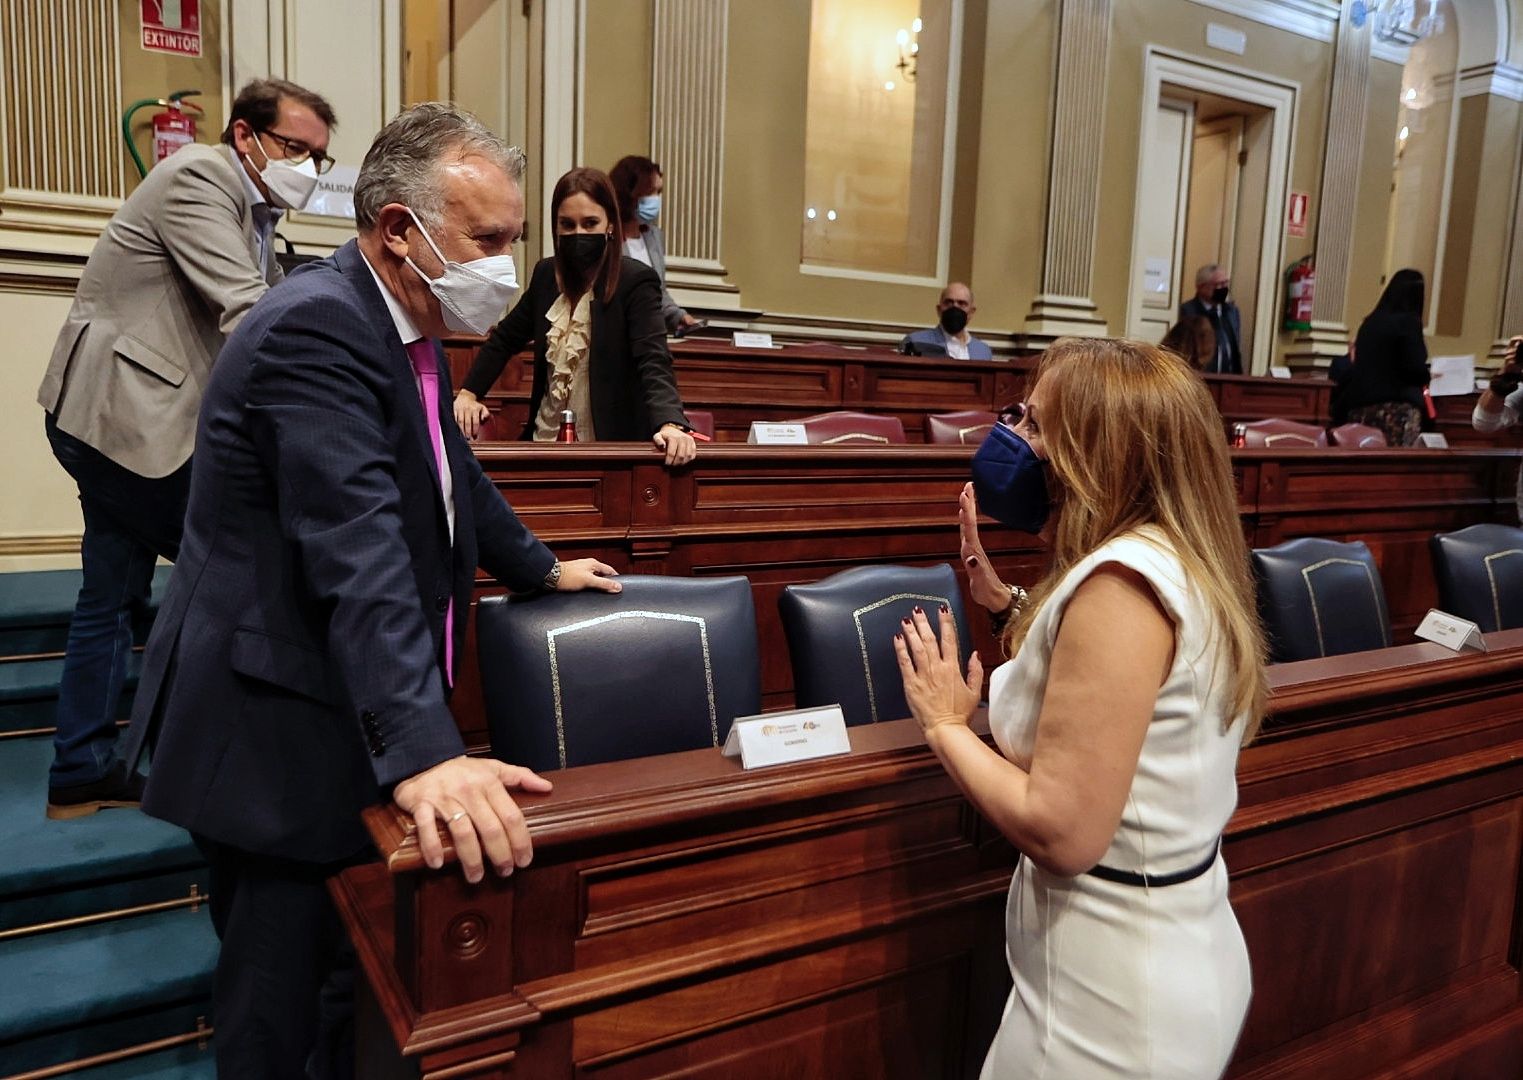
[1179,263,1242,375]
[35,77,335,818]
[900,282,995,360]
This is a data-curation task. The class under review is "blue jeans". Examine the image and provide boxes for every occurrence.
[44,413,189,787]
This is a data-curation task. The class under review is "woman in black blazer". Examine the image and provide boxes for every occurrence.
[1342,268,1430,447]
[454,167,696,465]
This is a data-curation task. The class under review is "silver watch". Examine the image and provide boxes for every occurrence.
[543,560,562,591]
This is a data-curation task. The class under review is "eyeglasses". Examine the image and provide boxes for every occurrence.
[258,128,335,174]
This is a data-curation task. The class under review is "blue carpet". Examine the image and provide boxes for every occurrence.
[0,737,203,929]
[0,655,143,736]
[0,567,172,656]
[0,905,218,1042]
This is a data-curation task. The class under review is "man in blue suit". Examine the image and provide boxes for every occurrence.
[899,282,995,360]
[1178,263,1242,375]
[124,103,621,1079]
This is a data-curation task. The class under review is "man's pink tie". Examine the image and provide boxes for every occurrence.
[405,339,453,686]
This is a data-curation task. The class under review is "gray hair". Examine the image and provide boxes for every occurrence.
[1195,264,1222,286]
[353,102,526,231]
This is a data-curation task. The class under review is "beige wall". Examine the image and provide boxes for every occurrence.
[7,0,1523,569]
[581,0,653,171]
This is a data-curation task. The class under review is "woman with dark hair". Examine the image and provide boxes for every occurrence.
[608,155,699,334]
[453,167,697,465]
[1340,268,1430,447]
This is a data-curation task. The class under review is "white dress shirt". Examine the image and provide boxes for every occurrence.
[360,252,456,541]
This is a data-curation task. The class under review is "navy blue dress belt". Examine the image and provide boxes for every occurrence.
[1084,842,1221,888]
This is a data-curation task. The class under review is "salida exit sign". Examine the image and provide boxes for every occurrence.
[141,0,201,58]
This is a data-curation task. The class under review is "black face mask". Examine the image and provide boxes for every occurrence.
[1210,285,1230,306]
[939,306,969,335]
[559,232,608,274]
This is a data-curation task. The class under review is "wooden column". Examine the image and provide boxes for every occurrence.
[1019,0,1112,346]
[1287,0,1373,372]
[649,0,741,310]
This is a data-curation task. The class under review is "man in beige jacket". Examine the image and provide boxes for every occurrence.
[36,78,335,818]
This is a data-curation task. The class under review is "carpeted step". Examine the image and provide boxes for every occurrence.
[0,905,218,1074]
[48,1036,217,1079]
[0,736,205,932]
[0,654,142,736]
[0,566,173,657]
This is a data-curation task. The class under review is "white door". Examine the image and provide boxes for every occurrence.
[1127,98,1194,345]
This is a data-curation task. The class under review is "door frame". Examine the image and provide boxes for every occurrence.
[1128,48,1299,373]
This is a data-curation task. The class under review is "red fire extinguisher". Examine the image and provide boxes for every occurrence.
[1283,255,1315,332]
[121,90,205,179]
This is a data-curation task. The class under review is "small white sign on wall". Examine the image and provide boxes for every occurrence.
[1206,23,1248,55]
[1142,256,1172,309]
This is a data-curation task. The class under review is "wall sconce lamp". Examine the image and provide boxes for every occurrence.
[895,17,922,82]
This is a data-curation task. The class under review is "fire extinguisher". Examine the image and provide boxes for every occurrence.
[1283,255,1315,332]
[121,90,205,179]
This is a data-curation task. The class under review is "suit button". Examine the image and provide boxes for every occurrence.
[435,595,450,613]
[361,710,376,722]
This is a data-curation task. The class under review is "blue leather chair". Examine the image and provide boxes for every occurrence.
[779,564,970,726]
[1429,523,1523,632]
[1251,538,1391,663]
[477,575,760,771]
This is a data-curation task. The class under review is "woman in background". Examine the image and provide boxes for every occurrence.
[896,338,1265,1078]
[453,167,696,466]
[1340,268,1430,447]
[609,155,700,334]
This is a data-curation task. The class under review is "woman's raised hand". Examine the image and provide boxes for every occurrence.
[959,482,1012,614]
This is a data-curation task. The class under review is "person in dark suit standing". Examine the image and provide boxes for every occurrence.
[1178,264,1242,375]
[122,103,622,1080]
[1342,268,1430,447]
[452,167,697,466]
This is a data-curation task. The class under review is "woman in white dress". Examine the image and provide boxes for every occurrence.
[895,337,1267,1079]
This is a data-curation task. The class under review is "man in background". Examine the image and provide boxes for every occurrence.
[35,78,335,819]
[1474,335,1523,521]
[1179,264,1242,375]
[901,282,994,360]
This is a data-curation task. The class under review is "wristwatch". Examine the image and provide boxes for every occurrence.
[543,560,562,591]
[990,584,1029,634]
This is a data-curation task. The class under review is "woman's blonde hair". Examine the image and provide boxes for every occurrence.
[1003,337,1268,740]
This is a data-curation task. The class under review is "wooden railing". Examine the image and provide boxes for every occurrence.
[446,444,1521,746]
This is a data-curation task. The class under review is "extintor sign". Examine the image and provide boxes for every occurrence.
[141,0,201,58]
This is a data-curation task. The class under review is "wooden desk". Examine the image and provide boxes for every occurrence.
[335,629,1523,1078]
[445,337,1341,443]
[449,444,1520,745]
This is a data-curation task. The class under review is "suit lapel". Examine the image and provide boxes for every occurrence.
[335,243,449,530]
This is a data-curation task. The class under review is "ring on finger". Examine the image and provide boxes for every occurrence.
[447,810,467,824]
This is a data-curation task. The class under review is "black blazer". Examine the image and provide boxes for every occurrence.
[462,256,688,440]
[1344,310,1430,411]
[1178,297,1242,375]
[123,240,557,864]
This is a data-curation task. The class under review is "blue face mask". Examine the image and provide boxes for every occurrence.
[636,194,662,224]
[971,423,1051,535]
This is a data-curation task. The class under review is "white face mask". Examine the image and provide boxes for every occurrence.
[404,209,519,336]
[244,133,320,211]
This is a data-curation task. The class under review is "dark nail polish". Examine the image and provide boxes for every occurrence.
[967,556,979,567]
[913,605,924,614]
[902,616,912,625]
[939,604,950,614]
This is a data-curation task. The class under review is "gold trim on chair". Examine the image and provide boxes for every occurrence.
[851,593,952,723]
[958,424,994,444]
[546,611,717,768]
[821,432,891,445]
[1483,549,1523,633]
[1299,557,1383,657]
[1264,433,1319,447]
